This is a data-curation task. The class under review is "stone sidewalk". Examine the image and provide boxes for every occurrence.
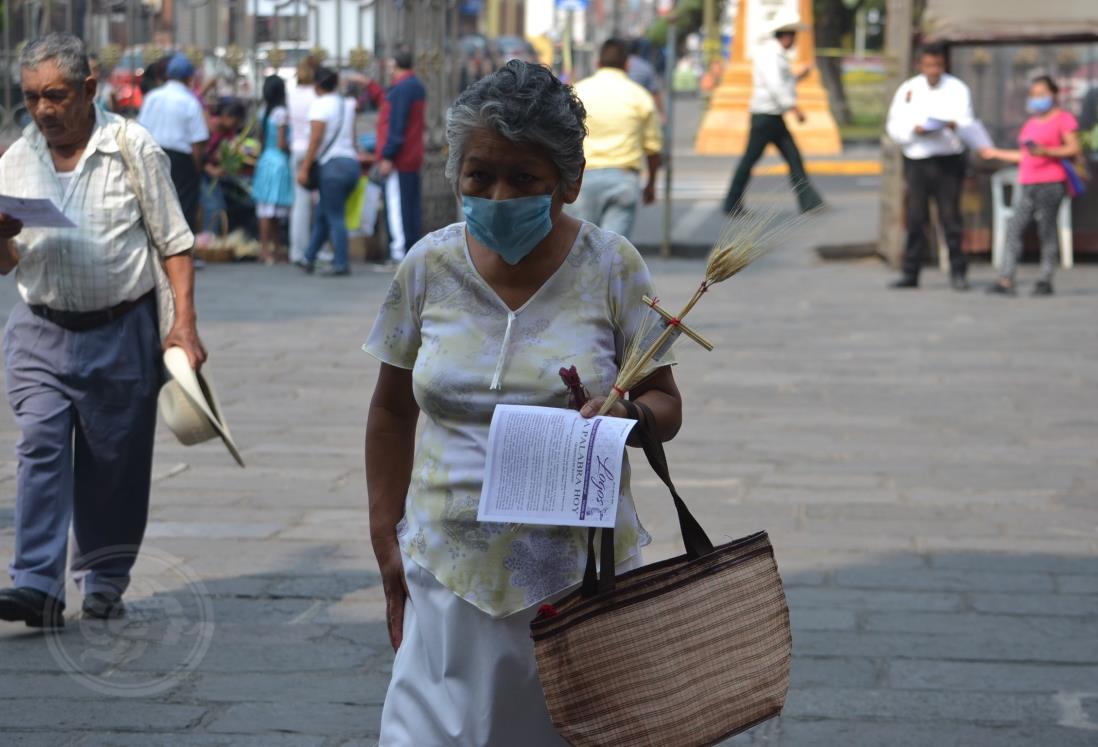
[1,193,1097,745]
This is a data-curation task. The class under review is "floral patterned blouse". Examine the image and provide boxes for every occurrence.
[364,221,672,618]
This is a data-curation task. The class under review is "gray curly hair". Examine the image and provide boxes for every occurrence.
[20,32,91,84]
[445,60,587,188]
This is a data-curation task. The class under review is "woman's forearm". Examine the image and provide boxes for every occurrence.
[1040,144,1079,158]
[366,401,418,555]
[632,388,682,442]
[628,366,683,442]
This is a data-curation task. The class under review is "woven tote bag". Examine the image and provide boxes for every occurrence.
[531,402,792,747]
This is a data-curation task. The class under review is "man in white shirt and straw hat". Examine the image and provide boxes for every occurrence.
[722,9,826,216]
[0,33,206,628]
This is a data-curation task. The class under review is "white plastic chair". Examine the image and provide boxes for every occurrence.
[991,167,1073,270]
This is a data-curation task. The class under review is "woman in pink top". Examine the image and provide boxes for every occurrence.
[986,76,1081,296]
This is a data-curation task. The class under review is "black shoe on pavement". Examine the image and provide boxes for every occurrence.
[950,274,970,291]
[986,281,1016,296]
[889,276,918,289]
[82,591,125,620]
[320,267,351,277]
[294,259,314,275]
[0,587,65,628]
[1032,280,1054,296]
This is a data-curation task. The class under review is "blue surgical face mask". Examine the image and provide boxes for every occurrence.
[462,193,554,265]
[1026,95,1054,115]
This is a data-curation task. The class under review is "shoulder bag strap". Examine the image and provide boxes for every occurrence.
[627,400,714,559]
[581,399,715,596]
[115,119,176,340]
[316,96,345,163]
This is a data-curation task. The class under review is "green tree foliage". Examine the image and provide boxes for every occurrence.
[815,0,884,124]
[646,0,712,49]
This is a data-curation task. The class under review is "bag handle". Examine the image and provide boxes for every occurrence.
[582,400,715,596]
[316,95,345,164]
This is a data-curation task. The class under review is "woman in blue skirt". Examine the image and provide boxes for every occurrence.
[252,75,295,264]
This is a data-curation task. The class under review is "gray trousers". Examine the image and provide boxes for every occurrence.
[1000,182,1065,284]
[3,294,160,602]
[569,168,640,240]
[289,151,313,264]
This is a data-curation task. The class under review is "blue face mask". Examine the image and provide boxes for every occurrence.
[1026,96,1054,115]
[462,193,554,266]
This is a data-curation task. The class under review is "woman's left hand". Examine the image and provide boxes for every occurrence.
[296,165,311,187]
[580,397,629,419]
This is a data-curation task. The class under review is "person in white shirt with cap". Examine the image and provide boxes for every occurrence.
[722,10,826,216]
[885,43,975,290]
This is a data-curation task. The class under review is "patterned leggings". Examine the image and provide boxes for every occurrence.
[1000,182,1065,284]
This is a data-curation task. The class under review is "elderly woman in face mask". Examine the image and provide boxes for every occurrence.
[364,60,682,744]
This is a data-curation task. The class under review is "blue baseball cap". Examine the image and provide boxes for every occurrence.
[166,53,195,81]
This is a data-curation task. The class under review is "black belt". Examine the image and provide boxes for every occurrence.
[28,291,153,332]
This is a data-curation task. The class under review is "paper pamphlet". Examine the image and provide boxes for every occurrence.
[0,195,75,228]
[922,117,949,132]
[958,121,994,152]
[477,405,637,528]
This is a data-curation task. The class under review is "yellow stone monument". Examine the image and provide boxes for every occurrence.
[695,0,841,155]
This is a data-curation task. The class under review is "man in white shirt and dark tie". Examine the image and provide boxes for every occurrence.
[885,43,975,290]
[722,11,826,217]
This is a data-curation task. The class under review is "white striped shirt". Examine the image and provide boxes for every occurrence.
[0,108,194,311]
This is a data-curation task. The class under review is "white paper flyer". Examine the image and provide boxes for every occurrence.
[0,195,76,228]
[476,405,637,528]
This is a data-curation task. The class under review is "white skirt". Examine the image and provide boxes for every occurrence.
[378,550,641,746]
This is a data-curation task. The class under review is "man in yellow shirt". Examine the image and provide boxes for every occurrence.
[571,39,662,240]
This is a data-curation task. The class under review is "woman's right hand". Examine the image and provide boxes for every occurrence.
[375,539,409,652]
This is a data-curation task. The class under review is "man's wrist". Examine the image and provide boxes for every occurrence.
[172,307,197,327]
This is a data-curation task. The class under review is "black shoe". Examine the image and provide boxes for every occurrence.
[0,587,65,628]
[294,259,314,275]
[82,591,125,620]
[889,276,918,289]
[320,267,351,277]
[950,274,970,291]
[987,281,1016,296]
[1032,280,1054,296]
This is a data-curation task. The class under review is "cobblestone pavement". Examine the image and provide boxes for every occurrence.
[0,187,1096,745]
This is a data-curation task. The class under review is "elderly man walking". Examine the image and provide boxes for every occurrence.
[571,38,662,240]
[138,52,209,231]
[0,33,205,627]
